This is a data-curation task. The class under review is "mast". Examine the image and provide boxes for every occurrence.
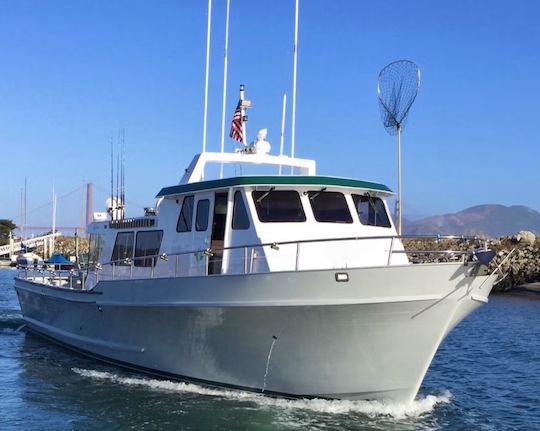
[202,0,213,155]
[51,185,57,253]
[291,0,299,164]
[219,0,231,179]
[23,177,27,242]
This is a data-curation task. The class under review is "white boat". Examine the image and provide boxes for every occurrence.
[14,252,43,267]
[14,140,497,402]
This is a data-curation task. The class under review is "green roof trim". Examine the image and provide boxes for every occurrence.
[156,176,392,197]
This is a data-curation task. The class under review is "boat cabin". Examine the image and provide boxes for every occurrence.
[86,151,407,285]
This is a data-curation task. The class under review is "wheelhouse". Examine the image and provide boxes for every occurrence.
[87,173,406,283]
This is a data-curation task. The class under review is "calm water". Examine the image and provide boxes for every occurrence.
[1,269,539,431]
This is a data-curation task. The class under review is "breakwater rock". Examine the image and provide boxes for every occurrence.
[403,231,540,292]
[35,236,89,259]
[487,233,540,291]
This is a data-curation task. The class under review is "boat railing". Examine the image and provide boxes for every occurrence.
[17,235,491,290]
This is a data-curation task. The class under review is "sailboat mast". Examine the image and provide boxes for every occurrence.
[20,188,23,242]
[202,0,213,155]
[24,177,27,241]
[51,185,57,253]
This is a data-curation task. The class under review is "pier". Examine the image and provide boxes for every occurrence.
[0,232,62,259]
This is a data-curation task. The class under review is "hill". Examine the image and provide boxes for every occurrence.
[404,204,540,237]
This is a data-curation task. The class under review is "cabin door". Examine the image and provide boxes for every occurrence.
[208,192,228,274]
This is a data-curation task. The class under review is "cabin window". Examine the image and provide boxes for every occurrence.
[232,191,250,230]
[352,195,392,228]
[196,199,210,231]
[88,233,104,266]
[308,191,353,223]
[177,195,194,232]
[111,231,134,265]
[134,230,163,267]
[252,190,306,222]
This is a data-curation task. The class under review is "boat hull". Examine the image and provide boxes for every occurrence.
[14,263,494,402]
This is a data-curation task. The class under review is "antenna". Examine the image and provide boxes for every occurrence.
[279,93,287,175]
[290,0,299,165]
[110,137,114,220]
[219,0,231,179]
[202,0,213,155]
[120,128,126,219]
[377,59,420,235]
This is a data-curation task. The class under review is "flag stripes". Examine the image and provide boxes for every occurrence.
[229,100,243,143]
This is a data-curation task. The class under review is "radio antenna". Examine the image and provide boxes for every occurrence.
[290,0,299,166]
[110,137,114,220]
[377,59,420,235]
[201,0,212,155]
[120,128,126,219]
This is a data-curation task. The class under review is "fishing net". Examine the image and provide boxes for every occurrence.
[377,60,420,135]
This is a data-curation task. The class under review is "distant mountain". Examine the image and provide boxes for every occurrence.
[404,204,540,238]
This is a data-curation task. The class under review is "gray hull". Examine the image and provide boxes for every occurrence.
[15,263,494,402]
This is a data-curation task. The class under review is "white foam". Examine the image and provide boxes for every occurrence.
[71,367,451,419]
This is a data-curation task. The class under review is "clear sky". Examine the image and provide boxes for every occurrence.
[1,0,539,230]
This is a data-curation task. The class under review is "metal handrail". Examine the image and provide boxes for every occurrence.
[17,234,488,289]
[87,234,485,271]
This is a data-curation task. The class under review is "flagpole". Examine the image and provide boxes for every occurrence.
[219,0,231,179]
[240,84,247,145]
[291,0,299,167]
[202,0,212,155]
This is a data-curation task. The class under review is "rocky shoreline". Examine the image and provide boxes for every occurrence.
[34,236,89,260]
[403,231,540,292]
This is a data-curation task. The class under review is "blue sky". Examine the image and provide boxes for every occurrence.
[1,0,539,231]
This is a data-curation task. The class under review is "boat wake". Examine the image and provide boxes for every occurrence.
[71,367,452,419]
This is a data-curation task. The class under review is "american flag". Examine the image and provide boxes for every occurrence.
[229,100,243,143]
